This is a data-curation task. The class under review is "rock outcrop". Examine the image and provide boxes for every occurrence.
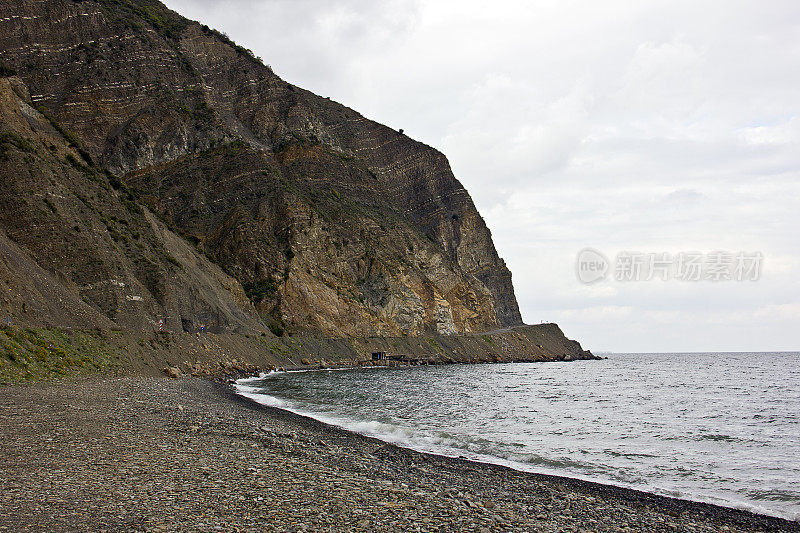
[0,0,523,337]
[0,77,263,334]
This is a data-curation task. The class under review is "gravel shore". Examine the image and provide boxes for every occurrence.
[1,377,797,532]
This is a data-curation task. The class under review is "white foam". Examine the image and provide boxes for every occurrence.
[232,376,800,523]
[236,389,292,409]
[236,370,276,383]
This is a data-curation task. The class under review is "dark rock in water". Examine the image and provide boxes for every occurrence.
[0,0,522,338]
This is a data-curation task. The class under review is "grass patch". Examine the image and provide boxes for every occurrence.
[425,337,445,353]
[165,254,182,269]
[0,327,121,383]
[267,321,284,337]
[97,0,189,41]
[242,276,278,305]
[199,25,271,69]
[0,131,36,153]
[37,106,92,164]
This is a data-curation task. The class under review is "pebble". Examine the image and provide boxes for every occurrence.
[0,377,792,533]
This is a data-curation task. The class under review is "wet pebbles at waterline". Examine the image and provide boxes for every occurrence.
[238,352,800,521]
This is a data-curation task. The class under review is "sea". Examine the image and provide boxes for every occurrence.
[235,352,800,521]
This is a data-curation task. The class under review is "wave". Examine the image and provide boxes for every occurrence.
[233,380,799,522]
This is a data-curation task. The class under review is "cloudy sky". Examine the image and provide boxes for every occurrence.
[163,0,799,352]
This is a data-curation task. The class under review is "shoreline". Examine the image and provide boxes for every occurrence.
[230,378,799,526]
[2,376,796,532]
[231,374,797,524]
[0,323,597,384]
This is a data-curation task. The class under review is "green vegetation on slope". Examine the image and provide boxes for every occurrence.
[0,327,122,383]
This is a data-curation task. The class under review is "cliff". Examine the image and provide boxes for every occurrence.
[0,0,522,337]
[0,0,523,338]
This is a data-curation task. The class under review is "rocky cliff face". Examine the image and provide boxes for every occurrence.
[0,77,263,334]
[0,0,523,336]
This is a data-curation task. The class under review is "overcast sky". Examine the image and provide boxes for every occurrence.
[163,0,799,352]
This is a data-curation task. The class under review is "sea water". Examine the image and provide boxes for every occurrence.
[236,352,800,520]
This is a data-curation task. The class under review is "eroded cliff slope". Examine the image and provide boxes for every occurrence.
[0,77,263,334]
[0,0,522,337]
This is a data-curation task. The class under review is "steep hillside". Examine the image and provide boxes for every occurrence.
[0,77,263,334]
[0,0,522,336]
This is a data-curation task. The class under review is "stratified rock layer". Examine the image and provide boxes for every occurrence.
[0,0,522,336]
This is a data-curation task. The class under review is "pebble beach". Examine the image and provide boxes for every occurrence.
[1,377,797,532]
